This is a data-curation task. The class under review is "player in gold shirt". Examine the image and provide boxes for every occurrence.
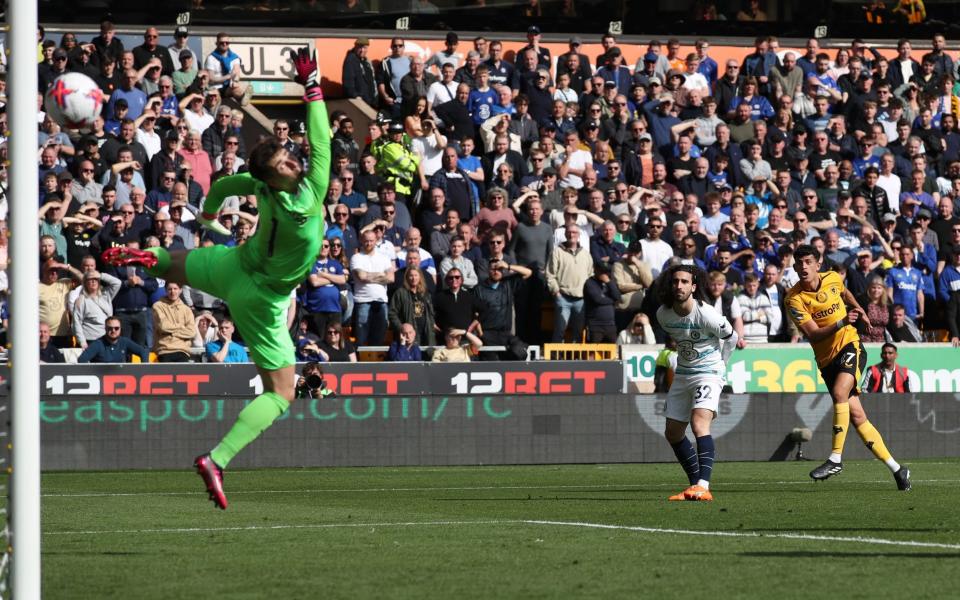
[785,245,911,490]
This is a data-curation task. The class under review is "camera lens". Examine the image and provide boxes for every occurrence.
[306,374,325,389]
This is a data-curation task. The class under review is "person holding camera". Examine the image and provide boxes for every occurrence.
[295,362,334,399]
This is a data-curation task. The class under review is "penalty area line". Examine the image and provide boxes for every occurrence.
[527,520,960,551]
[45,519,960,550]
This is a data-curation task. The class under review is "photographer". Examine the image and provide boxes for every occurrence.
[295,361,334,399]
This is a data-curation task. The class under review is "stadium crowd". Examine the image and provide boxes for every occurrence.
[21,21,960,363]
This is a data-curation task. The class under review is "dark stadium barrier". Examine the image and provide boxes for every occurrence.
[11,364,958,469]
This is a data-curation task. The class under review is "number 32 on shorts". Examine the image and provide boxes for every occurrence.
[693,385,713,402]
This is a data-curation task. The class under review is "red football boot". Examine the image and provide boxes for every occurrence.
[101,246,158,269]
[194,454,228,510]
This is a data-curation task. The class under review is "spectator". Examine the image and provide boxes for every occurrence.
[39,259,81,348]
[350,230,394,346]
[858,275,892,342]
[431,327,483,362]
[387,323,423,361]
[639,215,673,277]
[760,263,792,342]
[39,322,65,363]
[150,281,195,362]
[301,239,347,337]
[938,248,960,346]
[545,223,592,342]
[583,262,622,343]
[388,266,436,346]
[471,187,519,243]
[617,312,656,345]
[71,269,122,350]
[737,272,772,344]
[706,270,746,347]
[109,246,158,348]
[193,311,219,351]
[613,240,654,327]
[439,236,478,289]
[887,303,921,343]
[590,220,626,268]
[473,258,532,360]
[78,316,150,363]
[205,318,249,363]
[342,38,377,109]
[204,32,252,106]
[178,130,213,195]
[886,245,924,321]
[433,267,483,334]
[863,343,919,392]
[318,322,358,362]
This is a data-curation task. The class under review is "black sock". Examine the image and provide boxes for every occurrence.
[696,435,715,484]
[671,438,700,485]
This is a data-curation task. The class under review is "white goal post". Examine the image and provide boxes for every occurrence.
[8,0,43,597]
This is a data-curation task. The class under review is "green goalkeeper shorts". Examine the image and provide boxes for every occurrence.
[186,244,295,371]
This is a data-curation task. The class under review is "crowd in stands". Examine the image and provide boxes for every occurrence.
[22,21,960,364]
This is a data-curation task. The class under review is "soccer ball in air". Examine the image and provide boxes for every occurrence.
[44,73,104,132]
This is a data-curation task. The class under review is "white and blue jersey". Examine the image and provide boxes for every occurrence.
[885,266,923,318]
[656,301,734,378]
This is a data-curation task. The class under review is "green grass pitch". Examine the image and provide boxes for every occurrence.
[41,460,960,599]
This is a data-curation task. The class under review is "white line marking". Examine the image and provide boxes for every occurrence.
[527,520,960,551]
[44,519,960,550]
[45,520,516,536]
[41,479,959,498]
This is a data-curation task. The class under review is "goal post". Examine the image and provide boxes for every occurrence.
[8,0,43,597]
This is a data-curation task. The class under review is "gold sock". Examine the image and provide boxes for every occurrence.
[832,402,850,456]
[856,421,893,462]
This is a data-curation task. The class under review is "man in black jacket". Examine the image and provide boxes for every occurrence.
[472,261,532,360]
[433,267,484,333]
[341,38,377,110]
[482,135,527,186]
[583,262,622,343]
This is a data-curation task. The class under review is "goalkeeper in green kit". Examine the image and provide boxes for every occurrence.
[102,48,329,509]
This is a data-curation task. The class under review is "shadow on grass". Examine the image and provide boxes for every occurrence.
[739,551,960,559]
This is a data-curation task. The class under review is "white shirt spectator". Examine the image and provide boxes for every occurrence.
[350,250,393,303]
[182,110,214,134]
[136,128,161,160]
[411,134,445,177]
[560,148,592,189]
[877,172,902,211]
[640,237,674,278]
[427,79,458,108]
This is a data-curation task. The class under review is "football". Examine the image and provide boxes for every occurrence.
[44,72,104,132]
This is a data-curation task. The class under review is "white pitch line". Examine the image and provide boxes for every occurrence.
[40,479,960,498]
[44,520,515,536]
[44,518,960,550]
[527,520,960,551]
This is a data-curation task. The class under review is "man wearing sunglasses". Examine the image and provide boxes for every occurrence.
[77,316,149,364]
[204,32,252,106]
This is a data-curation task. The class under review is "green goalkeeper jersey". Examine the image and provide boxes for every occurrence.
[201,100,331,293]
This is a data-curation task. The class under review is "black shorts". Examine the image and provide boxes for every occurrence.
[819,341,867,397]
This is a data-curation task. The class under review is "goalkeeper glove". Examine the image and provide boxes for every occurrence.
[290,47,323,102]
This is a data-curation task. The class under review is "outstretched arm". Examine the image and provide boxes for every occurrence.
[292,47,332,204]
